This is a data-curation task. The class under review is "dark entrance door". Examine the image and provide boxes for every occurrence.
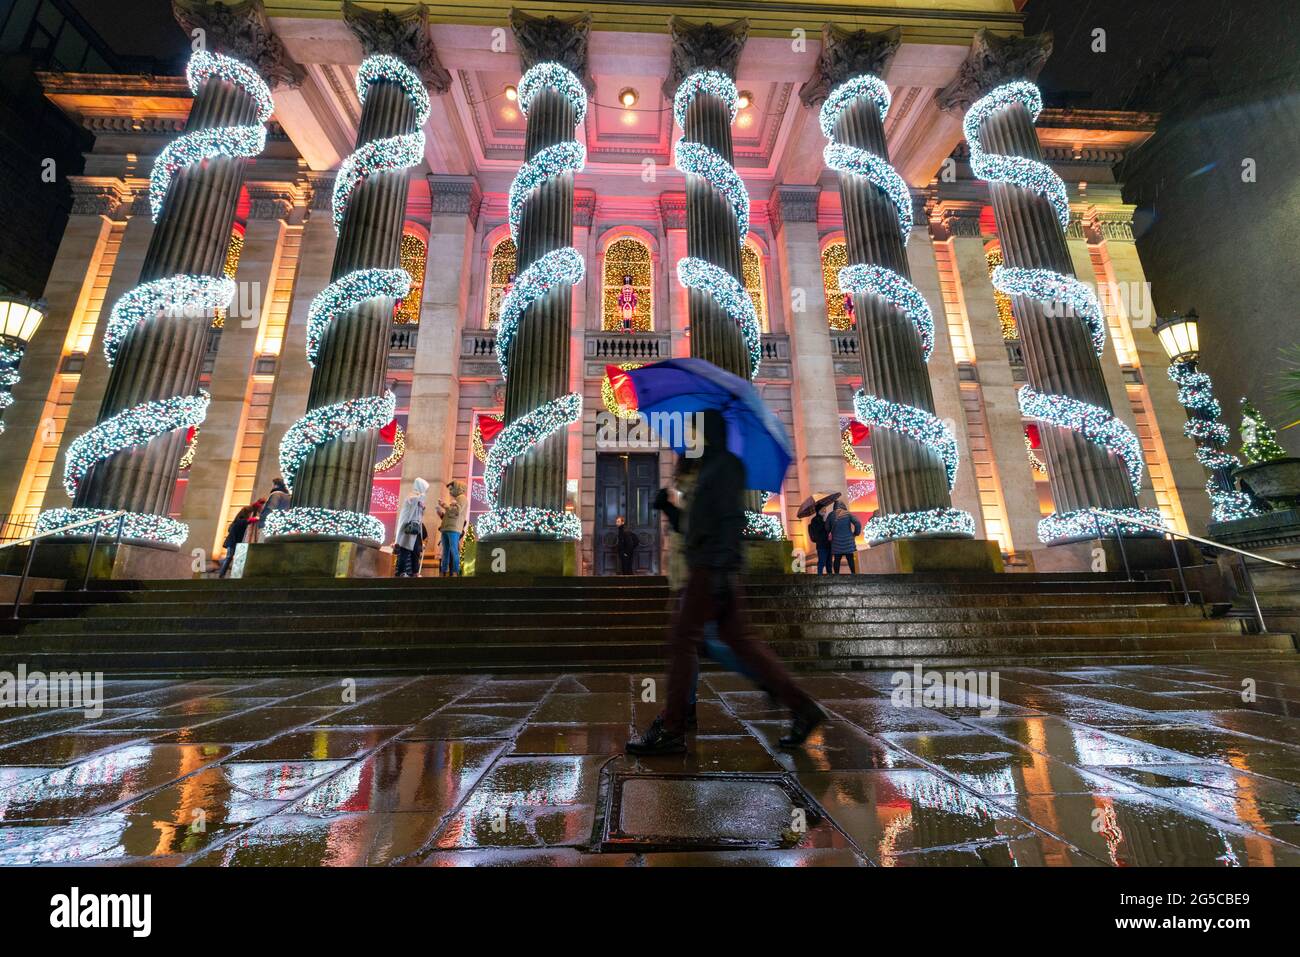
[595,452,660,575]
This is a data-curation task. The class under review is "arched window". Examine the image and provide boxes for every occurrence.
[602,237,653,331]
[741,241,768,332]
[985,242,1018,341]
[212,224,244,329]
[395,232,427,325]
[821,240,853,330]
[484,236,518,329]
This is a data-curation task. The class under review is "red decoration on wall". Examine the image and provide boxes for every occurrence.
[604,364,638,411]
[1024,422,1042,449]
[477,413,506,442]
[846,420,870,445]
[379,418,398,442]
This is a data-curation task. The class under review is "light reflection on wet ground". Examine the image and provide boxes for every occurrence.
[0,661,1296,866]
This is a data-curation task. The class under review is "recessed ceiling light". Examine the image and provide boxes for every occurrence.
[737,89,753,110]
[619,87,639,108]
[504,84,517,101]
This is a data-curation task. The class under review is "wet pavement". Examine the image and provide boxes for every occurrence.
[0,661,1297,866]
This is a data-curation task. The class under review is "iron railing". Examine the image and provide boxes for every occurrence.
[0,510,127,618]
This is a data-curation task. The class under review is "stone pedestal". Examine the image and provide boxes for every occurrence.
[472,540,577,578]
[858,538,1003,575]
[745,539,794,575]
[4,542,190,581]
[1028,538,1200,574]
[0,574,66,606]
[241,540,390,579]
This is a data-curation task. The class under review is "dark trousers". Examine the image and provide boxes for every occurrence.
[816,544,832,575]
[395,546,421,577]
[833,552,856,574]
[664,565,812,734]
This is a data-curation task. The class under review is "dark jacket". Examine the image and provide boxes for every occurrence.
[828,507,861,554]
[616,525,636,558]
[684,410,746,570]
[224,504,257,547]
[808,513,830,550]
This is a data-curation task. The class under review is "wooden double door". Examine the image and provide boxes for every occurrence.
[594,453,660,576]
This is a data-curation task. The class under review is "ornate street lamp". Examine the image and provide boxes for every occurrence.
[0,294,46,435]
[1154,308,1259,522]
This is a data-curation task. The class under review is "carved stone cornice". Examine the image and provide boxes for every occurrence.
[245,182,298,221]
[769,185,819,237]
[342,1,451,94]
[305,172,336,214]
[68,178,129,217]
[509,9,591,80]
[171,0,304,90]
[936,28,1053,114]
[927,199,986,241]
[663,17,748,97]
[573,189,596,228]
[799,24,900,108]
[428,174,482,224]
[658,192,687,231]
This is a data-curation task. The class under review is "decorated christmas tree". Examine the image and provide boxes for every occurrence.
[1239,398,1286,465]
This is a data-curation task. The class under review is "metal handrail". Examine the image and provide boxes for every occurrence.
[4,510,128,619]
[0,510,128,550]
[1092,508,1296,633]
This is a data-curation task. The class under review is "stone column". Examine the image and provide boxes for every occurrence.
[402,175,480,502]
[472,11,590,572]
[41,46,276,556]
[770,186,843,507]
[944,36,1155,546]
[258,3,449,561]
[805,25,972,547]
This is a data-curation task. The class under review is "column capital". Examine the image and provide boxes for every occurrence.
[769,185,820,237]
[427,174,482,225]
[171,0,305,90]
[305,172,336,214]
[342,0,451,93]
[799,24,900,108]
[245,182,301,221]
[663,16,748,97]
[68,178,129,218]
[574,188,596,228]
[509,9,592,80]
[927,198,987,241]
[936,28,1053,114]
[658,192,687,231]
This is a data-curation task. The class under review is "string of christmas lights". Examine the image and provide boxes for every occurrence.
[852,391,960,491]
[374,422,406,474]
[865,507,976,543]
[331,55,431,233]
[991,265,1105,355]
[1017,384,1144,493]
[270,54,427,544]
[44,52,273,547]
[35,507,188,548]
[478,62,587,541]
[819,77,911,239]
[148,51,273,222]
[676,258,763,379]
[1168,362,1261,523]
[1039,506,1167,545]
[838,263,934,360]
[0,344,21,433]
[964,81,1069,229]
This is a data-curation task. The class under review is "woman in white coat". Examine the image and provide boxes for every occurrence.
[394,477,429,577]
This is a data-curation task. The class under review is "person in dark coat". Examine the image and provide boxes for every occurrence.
[627,408,824,755]
[218,501,260,577]
[614,515,636,574]
[808,502,833,575]
[828,499,862,574]
[263,476,291,516]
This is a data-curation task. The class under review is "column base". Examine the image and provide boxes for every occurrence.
[240,540,390,579]
[858,538,1004,574]
[1027,538,1201,574]
[745,539,793,574]
[473,539,577,577]
[1,542,190,581]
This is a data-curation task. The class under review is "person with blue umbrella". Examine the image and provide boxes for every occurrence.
[615,360,825,755]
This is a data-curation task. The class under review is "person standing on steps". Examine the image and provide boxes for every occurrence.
[263,476,291,518]
[627,408,825,755]
[808,501,833,575]
[394,477,429,578]
[828,500,861,574]
[436,480,467,577]
[615,515,637,575]
[218,499,261,578]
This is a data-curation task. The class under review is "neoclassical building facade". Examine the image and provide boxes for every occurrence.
[0,0,1208,577]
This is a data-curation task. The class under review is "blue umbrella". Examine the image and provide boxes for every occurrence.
[608,357,793,492]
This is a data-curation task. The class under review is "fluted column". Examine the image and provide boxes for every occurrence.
[807,25,971,542]
[36,51,274,547]
[475,11,590,545]
[943,32,1159,543]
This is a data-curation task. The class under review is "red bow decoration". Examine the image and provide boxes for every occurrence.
[379,418,398,442]
[1024,423,1042,450]
[845,420,870,445]
[604,364,639,410]
[185,426,197,444]
[477,413,505,443]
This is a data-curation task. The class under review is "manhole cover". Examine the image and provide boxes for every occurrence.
[602,772,819,852]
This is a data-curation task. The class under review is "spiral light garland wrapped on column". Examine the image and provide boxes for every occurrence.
[264,55,428,546]
[476,63,587,542]
[966,81,1163,543]
[38,52,272,547]
[1168,363,1260,522]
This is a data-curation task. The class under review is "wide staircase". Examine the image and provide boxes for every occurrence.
[0,572,1292,676]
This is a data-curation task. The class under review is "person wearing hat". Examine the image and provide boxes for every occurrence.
[828,499,862,574]
[394,477,429,577]
[436,480,468,576]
